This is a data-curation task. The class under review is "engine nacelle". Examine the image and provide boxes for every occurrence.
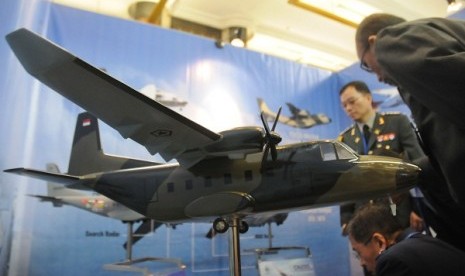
[204,127,264,158]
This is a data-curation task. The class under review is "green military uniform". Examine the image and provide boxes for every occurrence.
[337,112,423,160]
[338,112,424,230]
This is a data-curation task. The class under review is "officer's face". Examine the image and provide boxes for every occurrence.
[340,86,373,123]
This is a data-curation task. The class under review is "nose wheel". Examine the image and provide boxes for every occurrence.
[212,217,249,275]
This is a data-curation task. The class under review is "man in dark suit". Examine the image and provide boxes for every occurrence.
[354,13,465,252]
[338,80,424,233]
[347,203,465,276]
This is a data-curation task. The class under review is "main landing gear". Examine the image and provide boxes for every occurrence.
[212,217,249,276]
[213,217,249,234]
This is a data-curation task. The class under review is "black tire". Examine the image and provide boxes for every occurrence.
[239,221,249,234]
[213,218,229,233]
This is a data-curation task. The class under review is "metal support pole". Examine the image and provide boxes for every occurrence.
[229,217,241,276]
[126,222,133,261]
[267,222,273,248]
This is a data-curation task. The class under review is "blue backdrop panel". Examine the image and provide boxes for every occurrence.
[2,3,359,276]
[0,0,54,275]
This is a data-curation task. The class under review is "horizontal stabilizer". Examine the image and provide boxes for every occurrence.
[4,168,80,186]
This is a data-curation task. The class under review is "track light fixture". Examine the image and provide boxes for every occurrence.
[228,27,247,47]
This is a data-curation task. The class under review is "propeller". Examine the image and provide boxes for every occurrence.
[260,107,282,163]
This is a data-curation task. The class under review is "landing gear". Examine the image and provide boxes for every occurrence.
[212,217,249,276]
[239,221,249,234]
[212,217,249,234]
[213,217,229,233]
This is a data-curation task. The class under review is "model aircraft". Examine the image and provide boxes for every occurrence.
[258,98,331,129]
[372,88,404,109]
[206,212,288,239]
[27,114,171,259]
[33,165,162,251]
[5,28,419,244]
[35,163,147,222]
[140,84,188,110]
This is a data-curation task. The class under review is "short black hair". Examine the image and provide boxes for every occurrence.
[356,13,406,49]
[347,203,401,244]
[339,80,371,96]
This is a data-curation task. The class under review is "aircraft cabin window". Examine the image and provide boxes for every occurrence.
[224,173,232,185]
[167,182,174,193]
[320,143,337,161]
[244,170,253,181]
[204,176,212,187]
[185,179,193,190]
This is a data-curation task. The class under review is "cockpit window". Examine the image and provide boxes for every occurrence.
[320,141,357,161]
[335,142,357,160]
[320,142,337,161]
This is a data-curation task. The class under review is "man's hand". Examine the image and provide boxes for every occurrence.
[410,211,424,232]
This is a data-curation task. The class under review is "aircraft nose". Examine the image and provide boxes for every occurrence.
[396,162,420,191]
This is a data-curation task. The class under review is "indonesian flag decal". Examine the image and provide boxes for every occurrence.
[82,118,91,127]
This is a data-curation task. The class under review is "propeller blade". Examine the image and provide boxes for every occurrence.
[270,145,278,161]
[260,111,271,134]
[262,144,270,164]
[271,107,282,131]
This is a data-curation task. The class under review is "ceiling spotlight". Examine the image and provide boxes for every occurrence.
[215,40,225,49]
[447,0,464,13]
[128,1,156,21]
[229,27,247,47]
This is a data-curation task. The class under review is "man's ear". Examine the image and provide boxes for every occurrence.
[368,35,377,47]
[365,93,373,102]
[372,232,388,249]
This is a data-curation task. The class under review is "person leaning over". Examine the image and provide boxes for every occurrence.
[355,13,465,252]
[347,203,465,276]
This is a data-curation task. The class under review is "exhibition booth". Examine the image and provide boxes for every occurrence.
[1,1,464,275]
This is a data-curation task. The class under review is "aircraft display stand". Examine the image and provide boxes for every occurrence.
[251,246,316,276]
[228,217,242,276]
[103,221,186,275]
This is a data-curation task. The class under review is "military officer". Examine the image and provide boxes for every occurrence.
[337,81,425,232]
[338,80,428,275]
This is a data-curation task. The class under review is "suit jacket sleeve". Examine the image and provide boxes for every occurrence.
[375,18,465,130]
[396,114,425,161]
[376,255,413,276]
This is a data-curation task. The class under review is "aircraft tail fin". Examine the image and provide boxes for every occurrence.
[68,112,158,175]
[285,102,300,115]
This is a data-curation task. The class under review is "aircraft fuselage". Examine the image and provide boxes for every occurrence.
[85,141,417,223]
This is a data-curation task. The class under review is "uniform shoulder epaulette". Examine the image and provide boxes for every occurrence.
[338,125,354,136]
[380,112,401,116]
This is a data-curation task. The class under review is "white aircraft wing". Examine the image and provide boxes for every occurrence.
[6,28,221,165]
